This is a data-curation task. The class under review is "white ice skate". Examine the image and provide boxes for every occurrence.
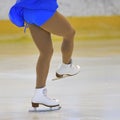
[53,60,80,80]
[29,87,61,112]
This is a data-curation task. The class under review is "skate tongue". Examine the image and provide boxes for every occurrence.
[35,87,46,94]
[43,88,47,96]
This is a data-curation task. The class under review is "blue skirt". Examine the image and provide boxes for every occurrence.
[9,0,58,27]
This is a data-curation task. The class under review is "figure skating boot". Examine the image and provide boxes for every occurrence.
[54,60,80,80]
[29,87,61,112]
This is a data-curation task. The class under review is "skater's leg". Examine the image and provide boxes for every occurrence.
[41,11,80,77]
[41,11,75,64]
[29,24,53,88]
[28,25,60,108]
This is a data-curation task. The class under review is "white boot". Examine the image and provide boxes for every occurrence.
[32,87,60,108]
[56,60,80,77]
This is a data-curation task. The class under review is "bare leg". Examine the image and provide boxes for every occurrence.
[41,11,76,64]
[28,11,79,108]
[29,11,75,88]
[29,25,53,88]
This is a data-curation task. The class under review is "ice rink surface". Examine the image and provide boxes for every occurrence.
[0,0,120,119]
[0,53,120,120]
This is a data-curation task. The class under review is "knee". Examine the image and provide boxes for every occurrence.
[64,28,76,40]
[41,47,54,58]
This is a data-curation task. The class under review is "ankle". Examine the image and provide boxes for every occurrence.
[36,84,46,89]
[63,59,72,64]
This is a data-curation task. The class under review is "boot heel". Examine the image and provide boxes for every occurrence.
[56,73,63,78]
[32,103,39,108]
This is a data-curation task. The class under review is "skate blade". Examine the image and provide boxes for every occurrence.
[52,75,72,81]
[29,106,61,112]
[52,71,80,81]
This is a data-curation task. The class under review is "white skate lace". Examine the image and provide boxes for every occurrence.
[69,62,76,69]
[71,64,76,69]
[69,59,76,69]
[43,89,53,100]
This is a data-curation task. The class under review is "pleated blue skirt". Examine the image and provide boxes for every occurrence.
[9,0,58,27]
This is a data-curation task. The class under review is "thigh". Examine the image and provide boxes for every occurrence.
[41,11,73,37]
[28,24,53,52]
